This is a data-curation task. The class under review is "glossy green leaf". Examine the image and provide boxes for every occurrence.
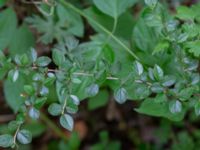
[86,84,99,97]
[60,114,74,131]
[133,61,143,75]
[169,100,182,114]
[48,103,62,116]
[17,129,32,144]
[8,69,19,82]
[114,87,127,104]
[28,107,40,120]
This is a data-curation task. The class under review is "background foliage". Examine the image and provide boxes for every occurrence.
[0,0,200,149]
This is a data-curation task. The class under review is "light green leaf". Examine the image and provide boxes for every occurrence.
[24,85,35,95]
[185,41,200,57]
[0,134,13,148]
[52,49,65,66]
[152,41,169,55]
[154,93,168,103]
[36,56,51,67]
[153,64,164,80]
[93,0,137,18]
[102,44,115,64]
[176,6,196,20]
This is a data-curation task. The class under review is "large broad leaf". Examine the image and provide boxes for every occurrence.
[84,7,135,40]
[57,4,84,37]
[93,0,137,18]
[133,18,158,52]
[9,24,35,56]
[135,98,186,121]
[26,4,84,44]
[3,76,29,112]
[0,8,17,50]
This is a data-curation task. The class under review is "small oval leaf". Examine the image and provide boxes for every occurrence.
[17,129,32,145]
[114,88,127,104]
[59,114,74,131]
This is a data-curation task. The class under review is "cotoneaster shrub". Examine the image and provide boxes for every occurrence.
[0,0,200,148]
